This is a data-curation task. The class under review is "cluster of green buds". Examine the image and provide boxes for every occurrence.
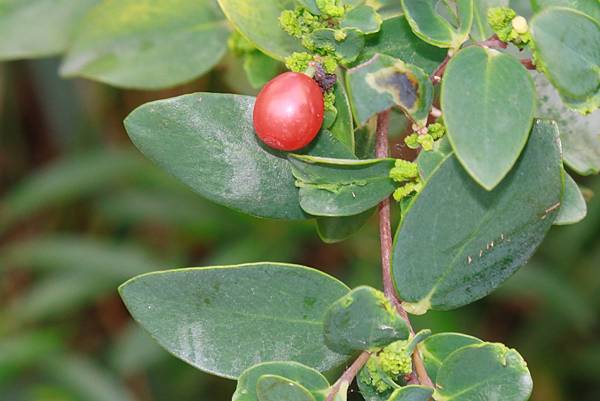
[404,122,446,152]
[487,7,531,47]
[389,159,422,202]
[279,1,350,114]
[362,340,413,393]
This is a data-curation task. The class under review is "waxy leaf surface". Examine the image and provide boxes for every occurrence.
[234,361,329,401]
[393,120,563,314]
[420,332,482,381]
[119,263,351,379]
[290,156,397,217]
[217,0,302,60]
[441,46,536,190]
[434,344,533,401]
[61,0,228,89]
[347,54,433,126]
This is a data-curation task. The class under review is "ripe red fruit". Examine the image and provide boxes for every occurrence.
[253,72,324,151]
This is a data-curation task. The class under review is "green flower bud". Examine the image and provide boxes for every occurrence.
[417,134,434,151]
[285,52,314,73]
[392,182,422,202]
[404,133,420,149]
[321,55,338,74]
[324,91,336,111]
[317,0,345,18]
[389,159,419,183]
[379,340,413,378]
[427,122,446,140]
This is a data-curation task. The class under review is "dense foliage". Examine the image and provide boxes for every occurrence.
[0,0,599,401]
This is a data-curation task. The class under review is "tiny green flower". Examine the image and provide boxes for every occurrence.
[285,52,314,73]
[389,159,419,183]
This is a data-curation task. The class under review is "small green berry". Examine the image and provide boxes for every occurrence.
[512,16,529,34]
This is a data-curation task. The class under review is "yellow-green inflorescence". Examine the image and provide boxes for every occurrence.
[404,122,446,152]
[364,340,413,393]
[280,3,346,114]
[487,7,531,47]
[390,159,422,202]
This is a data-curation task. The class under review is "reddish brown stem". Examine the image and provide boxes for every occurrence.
[375,110,434,389]
[477,34,508,49]
[430,55,451,84]
[325,351,371,401]
[520,58,536,70]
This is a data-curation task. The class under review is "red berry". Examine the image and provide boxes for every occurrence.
[253,72,324,151]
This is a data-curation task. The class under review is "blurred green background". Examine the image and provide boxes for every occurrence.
[0,57,599,401]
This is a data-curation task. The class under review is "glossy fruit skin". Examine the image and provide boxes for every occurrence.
[253,72,324,151]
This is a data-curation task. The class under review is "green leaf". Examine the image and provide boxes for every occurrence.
[388,386,434,401]
[124,93,308,220]
[234,361,329,401]
[217,0,302,60]
[60,0,228,89]
[369,0,404,19]
[530,7,600,113]
[346,54,434,126]
[434,343,533,401]
[554,172,587,225]
[392,120,563,314]
[416,138,453,180]
[534,71,600,175]
[297,0,321,15]
[257,376,317,401]
[316,209,374,244]
[244,51,282,88]
[341,5,382,34]
[289,155,396,217]
[0,150,146,233]
[0,0,97,60]
[471,0,509,40]
[353,16,447,75]
[330,80,355,152]
[441,46,536,190]
[401,0,474,49]
[532,0,600,21]
[324,287,410,354]
[420,333,482,382]
[119,263,351,379]
[309,28,365,64]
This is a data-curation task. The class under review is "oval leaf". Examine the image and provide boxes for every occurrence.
[401,0,474,48]
[392,120,563,314]
[234,361,329,401]
[316,209,374,244]
[289,155,397,217]
[257,376,317,401]
[530,7,600,112]
[324,286,410,354]
[0,0,97,60]
[124,93,308,220]
[217,0,302,60]
[434,343,533,401]
[554,172,587,225]
[346,54,434,126]
[61,0,228,89]
[420,333,482,382]
[441,46,536,190]
[353,16,447,75]
[389,386,434,401]
[119,263,351,379]
[534,71,600,175]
